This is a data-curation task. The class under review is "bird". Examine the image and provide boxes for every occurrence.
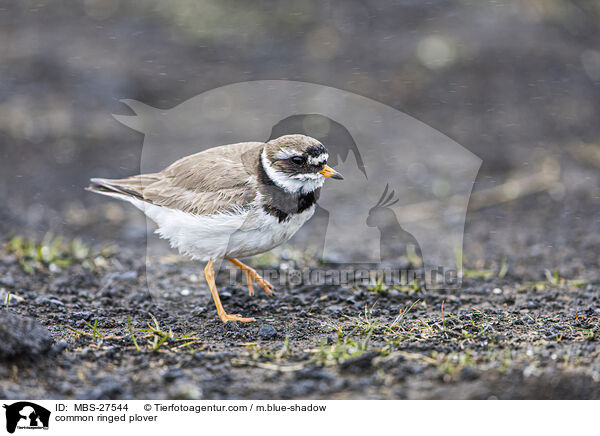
[366,184,423,267]
[87,134,343,323]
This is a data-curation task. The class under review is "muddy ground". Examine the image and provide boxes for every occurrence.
[1,1,600,399]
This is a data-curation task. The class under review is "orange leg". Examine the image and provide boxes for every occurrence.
[204,259,255,323]
[228,258,275,296]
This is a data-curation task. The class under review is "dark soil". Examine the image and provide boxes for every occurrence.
[2,191,599,400]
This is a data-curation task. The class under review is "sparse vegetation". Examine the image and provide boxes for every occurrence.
[312,333,372,366]
[134,314,203,352]
[367,277,388,294]
[127,315,141,352]
[6,234,112,274]
[67,319,107,346]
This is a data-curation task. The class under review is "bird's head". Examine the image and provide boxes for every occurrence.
[366,184,399,228]
[261,134,343,193]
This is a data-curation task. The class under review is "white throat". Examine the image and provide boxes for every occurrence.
[261,149,325,194]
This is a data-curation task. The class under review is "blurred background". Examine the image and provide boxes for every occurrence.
[1,0,599,281]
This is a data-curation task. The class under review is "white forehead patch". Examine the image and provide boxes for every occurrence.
[308,153,328,166]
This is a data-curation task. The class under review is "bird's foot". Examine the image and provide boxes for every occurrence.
[218,312,256,323]
[229,258,275,296]
[245,268,275,296]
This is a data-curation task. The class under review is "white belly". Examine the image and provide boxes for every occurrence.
[119,194,315,261]
[225,206,316,258]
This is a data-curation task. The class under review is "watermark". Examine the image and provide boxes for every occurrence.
[109,80,480,312]
[3,402,51,434]
[224,265,460,288]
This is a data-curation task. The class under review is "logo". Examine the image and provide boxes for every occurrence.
[3,402,50,433]
[112,80,481,313]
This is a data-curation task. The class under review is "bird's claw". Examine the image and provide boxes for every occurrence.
[246,269,275,296]
[219,312,256,323]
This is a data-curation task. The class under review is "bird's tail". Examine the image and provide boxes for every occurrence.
[86,175,158,202]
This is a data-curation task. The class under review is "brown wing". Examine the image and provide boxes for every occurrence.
[88,141,263,215]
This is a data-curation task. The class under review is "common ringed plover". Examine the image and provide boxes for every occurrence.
[87,134,343,323]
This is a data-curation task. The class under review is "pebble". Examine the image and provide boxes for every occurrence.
[168,380,203,400]
[102,271,138,285]
[460,366,479,381]
[51,340,68,354]
[326,305,343,315]
[58,381,74,395]
[257,324,278,340]
[162,366,185,382]
[34,296,64,306]
[191,307,206,316]
[0,291,23,306]
[71,311,92,321]
[339,352,378,374]
[0,311,53,359]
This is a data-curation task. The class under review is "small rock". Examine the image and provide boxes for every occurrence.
[339,352,378,374]
[71,311,92,321]
[58,381,74,395]
[0,311,53,359]
[119,270,138,281]
[104,346,119,359]
[102,270,138,285]
[326,305,343,315]
[503,296,516,305]
[162,366,185,382]
[0,291,24,306]
[168,380,203,400]
[257,324,277,340]
[460,366,479,381]
[191,307,206,316]
[80,347,98,360]
[51,340,68,354]
[34,296,64,306]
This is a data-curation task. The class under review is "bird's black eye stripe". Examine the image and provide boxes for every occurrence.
[291,156,306,165]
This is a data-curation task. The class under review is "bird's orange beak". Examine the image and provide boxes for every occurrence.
[319,164,344,180]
